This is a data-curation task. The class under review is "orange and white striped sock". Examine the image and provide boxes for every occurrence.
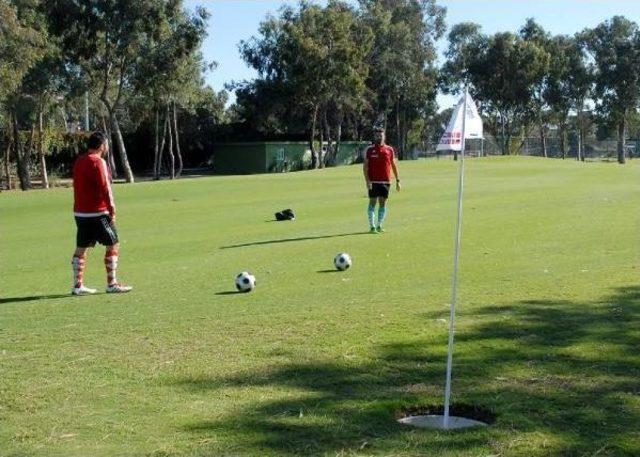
[72,253,87,288]
[105,247,119,286]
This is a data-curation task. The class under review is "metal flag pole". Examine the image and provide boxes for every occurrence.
[443,87,469,429]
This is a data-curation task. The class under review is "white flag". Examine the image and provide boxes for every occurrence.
[436,92,483,151]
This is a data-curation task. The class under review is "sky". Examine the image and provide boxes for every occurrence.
[185,0,640,110]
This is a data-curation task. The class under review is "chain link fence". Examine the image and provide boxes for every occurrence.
[411,135,639,160]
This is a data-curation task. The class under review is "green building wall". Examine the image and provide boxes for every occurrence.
[212,143,266,174]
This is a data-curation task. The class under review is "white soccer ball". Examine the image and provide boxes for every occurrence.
[334,253,352,271]
[235,271,256,292]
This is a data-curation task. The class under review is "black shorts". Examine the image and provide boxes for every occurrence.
[75,215,119,248]
[368,183,391,199]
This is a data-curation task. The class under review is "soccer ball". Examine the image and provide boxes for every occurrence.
[235,271,256,292]
[334,253,352,271]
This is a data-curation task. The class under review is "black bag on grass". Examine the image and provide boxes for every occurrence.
[275,208,295,221]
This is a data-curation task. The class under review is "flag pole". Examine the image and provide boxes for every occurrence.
[443,87,468,429]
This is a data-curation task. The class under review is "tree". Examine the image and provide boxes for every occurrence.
[359,0,445,158]
[239,1,372,168]
[134,4,210,179]
[44,0,176,182]
[0,0,44,101]
[544,34,592,160]
[1,0,48,190]
[520,18,553,158]
[582,16,640,164]
[442,25,550,156]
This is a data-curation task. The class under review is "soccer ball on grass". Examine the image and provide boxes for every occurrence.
[235,271,256,292]
[334,253,352,271]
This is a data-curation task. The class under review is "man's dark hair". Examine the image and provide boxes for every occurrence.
[87,131,108,150]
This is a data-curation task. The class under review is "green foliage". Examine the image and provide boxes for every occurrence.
[360,0,445,156]
[582,16,640,124]
[235,0,444,157]
[442,26,550,155]
[0,0,46,103]
[238,1,372,136]
[582,16,640,162]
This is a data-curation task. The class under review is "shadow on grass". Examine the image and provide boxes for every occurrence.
[171,285,640,456]
[0,293,72,304]
[220,232,369,249]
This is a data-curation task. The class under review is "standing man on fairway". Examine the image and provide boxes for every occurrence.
[363,124,401,233]
[71,131,132,295]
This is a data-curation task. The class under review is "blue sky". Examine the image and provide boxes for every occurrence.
[185,0,640,109]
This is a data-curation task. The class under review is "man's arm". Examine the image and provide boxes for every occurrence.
[391,153,401,192]
[97,159,116,219]
[363,153,371,189]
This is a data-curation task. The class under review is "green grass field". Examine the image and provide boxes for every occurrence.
[1,157,639,456]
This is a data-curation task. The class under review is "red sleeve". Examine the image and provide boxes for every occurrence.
[95,159,115,216]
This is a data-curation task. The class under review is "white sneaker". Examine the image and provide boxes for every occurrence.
[71,285,97,295]
[106,283,133,294]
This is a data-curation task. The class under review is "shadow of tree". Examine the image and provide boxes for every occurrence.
[171,285,640,456]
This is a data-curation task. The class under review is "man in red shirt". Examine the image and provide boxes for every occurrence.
[363,124,401,233]
[71,131,132,295]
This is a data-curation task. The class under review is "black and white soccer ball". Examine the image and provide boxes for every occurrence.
[235,271,256,292]
[334,253,352,271]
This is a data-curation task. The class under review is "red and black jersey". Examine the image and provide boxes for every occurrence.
[365,144,395,183]
[72,153,115,217]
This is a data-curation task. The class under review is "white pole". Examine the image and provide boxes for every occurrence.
[443,88,468,429]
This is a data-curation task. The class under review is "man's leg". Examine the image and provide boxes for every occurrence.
[104,243,132,293]
[367,197,377,232]
[104,243,119,286]
[376,197,388,232]
[71,247,96,295]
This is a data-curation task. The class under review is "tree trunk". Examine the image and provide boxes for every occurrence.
[559,125,567,159]
[38,111,49,189]
[166,104,175,179]
[153,105,160,179]
[617,116,626,164]
[576,130,581,161]
[319,114,324,169]
[354,112,361,142]
[334,117,342,166]
[25,123,35,177]
[322,110,331,168]
[109,113,134,182]
[395,98,402,160]
[173,101,183,177]
[101,116,115,177]
[577,110,582,161]
[539,123,547,158]
[156,109,169,179]
[497,113,508,156]
[402,107,409,159]
[4,116,13,190]
[59,106,68,132]
[577,100,585,161]
[14,118,31,190]
[309,104,318,169]
[102,100,134,182]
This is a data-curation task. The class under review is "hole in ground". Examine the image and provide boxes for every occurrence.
[398,403,497,425]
